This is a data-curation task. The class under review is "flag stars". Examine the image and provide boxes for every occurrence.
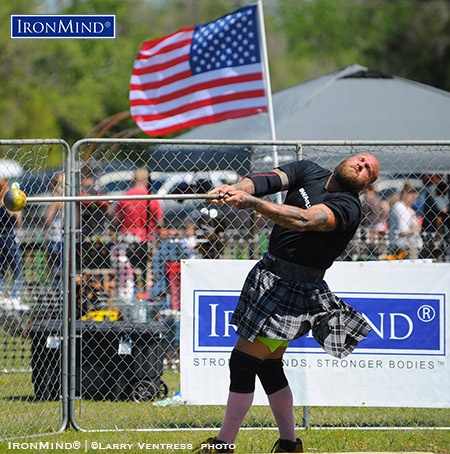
[131,5,267,136]
[190,5,261,73]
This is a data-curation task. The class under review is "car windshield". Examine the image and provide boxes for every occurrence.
[151,178,166,192]
[103,180,132,193]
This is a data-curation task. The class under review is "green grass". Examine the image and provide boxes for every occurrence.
[0,333,31,371]
[1,330,449,453]
[0,368,449,453]
[0,427,449,453]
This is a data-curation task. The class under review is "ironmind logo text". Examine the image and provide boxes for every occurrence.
[11,15,115,39]
[193,291,445,355]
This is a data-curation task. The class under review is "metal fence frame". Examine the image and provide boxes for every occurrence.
[0,138,71,438]
[1,138,449,441]
[69,138,450,433]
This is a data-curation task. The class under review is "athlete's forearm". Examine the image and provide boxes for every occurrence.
[248,197,338,232]
[232,177,255,194]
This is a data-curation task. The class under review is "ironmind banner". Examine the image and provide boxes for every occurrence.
[180,260,449,407]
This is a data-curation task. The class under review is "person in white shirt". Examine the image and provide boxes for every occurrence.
[388,182,423,259]
[183,219,198,259]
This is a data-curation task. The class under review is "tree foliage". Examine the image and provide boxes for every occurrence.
[0,0,448,145]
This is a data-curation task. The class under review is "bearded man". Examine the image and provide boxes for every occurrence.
[195,153,380,454]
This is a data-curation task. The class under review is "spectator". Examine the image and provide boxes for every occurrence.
[79,165,113,239]
[113,168,164,291]
[150,228,185,305]
[419,173,449,260]
[360,184,389,257]
[183,219,199,259]
[44,172,65,290]
[78,165,113,270]
[0,178,24,298]
[388,182,423,259]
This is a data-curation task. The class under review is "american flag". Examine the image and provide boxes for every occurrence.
[129,5,268,136]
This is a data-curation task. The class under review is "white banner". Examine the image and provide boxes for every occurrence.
[180,260,450,407]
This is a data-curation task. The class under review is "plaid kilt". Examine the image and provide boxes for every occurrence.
[232,259,371,359]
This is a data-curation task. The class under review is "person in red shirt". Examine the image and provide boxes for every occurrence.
[114,168,164,291]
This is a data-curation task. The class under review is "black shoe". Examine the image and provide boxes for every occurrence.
[271,437,303,452]
[193,437,234,453]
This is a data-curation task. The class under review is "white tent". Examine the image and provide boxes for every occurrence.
[176,64,450,173]
[178,63,450,141]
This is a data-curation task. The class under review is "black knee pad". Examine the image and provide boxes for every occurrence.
[257,358,288,395]
[229,349,262,394]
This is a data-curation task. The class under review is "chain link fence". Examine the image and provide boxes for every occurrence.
[0,139,70,438]
[0,139,449,440]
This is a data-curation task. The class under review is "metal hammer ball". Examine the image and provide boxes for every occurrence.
[3,188,27,212]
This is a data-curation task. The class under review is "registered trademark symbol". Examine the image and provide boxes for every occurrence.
[417,305,436,322]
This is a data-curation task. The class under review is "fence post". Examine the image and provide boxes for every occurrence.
[302,406,310,428]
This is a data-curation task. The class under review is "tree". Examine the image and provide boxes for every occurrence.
[274,0,450,91]
[1,0,448,146]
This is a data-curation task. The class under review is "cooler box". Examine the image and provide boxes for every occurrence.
[29,319,62,400]
[29,320,169,401]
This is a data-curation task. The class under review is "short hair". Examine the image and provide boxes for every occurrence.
[402,181,418,195]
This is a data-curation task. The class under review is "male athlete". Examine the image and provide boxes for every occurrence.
[194,153,380,453]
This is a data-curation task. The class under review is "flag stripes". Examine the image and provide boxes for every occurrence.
[130,5,267,136]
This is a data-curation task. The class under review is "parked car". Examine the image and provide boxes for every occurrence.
[18,169,55,196]
[98,170,241,229]
[0,159,24,180]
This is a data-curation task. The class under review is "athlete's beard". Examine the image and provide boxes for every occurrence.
[333,160,366,193]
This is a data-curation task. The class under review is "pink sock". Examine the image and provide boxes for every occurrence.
[217,391,254,444]
[267,385,296,441]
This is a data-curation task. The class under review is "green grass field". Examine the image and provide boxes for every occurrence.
[0,366,449,453]
[1,427,449,454]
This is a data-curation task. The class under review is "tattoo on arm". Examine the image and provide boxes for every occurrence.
[249,200,338,232]
[233,177,256,194]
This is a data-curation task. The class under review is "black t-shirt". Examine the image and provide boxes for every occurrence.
[80,182,109,238]
[268,160,362,269]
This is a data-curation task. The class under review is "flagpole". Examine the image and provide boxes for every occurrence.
[256,0,281,203]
